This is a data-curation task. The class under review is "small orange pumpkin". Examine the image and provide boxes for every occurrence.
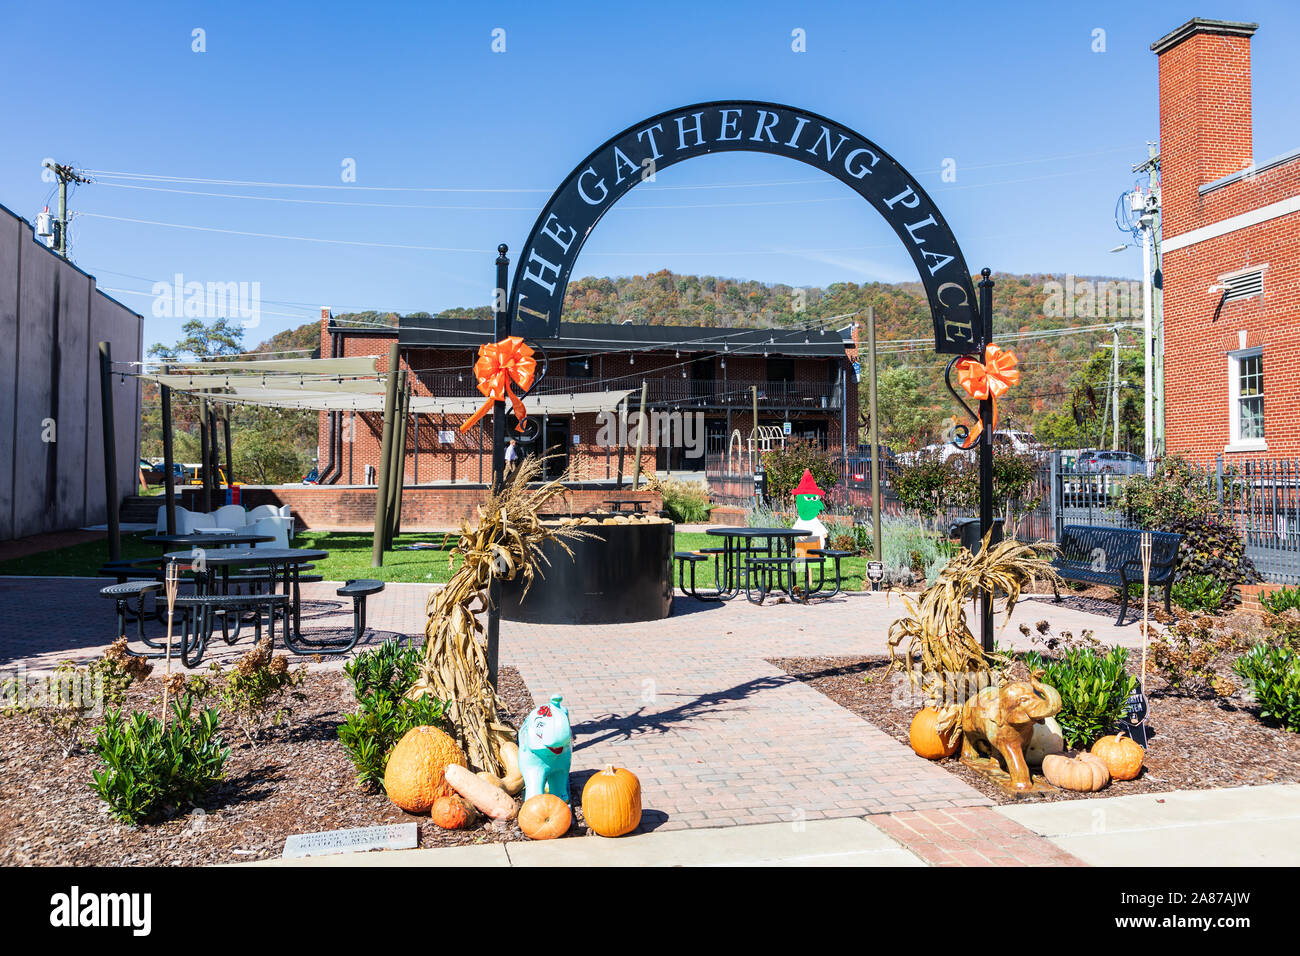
[1042,752,1110,792]
[1090,734,1144,781]
[909,707,960,760]
[518,794,571,840]
[431,793,477,830]
[581,765,642,837]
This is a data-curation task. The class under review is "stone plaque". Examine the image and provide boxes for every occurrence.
[282,823,418,859]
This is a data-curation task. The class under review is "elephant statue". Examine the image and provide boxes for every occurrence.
[518,693,572,803]
[959,673,1063,791]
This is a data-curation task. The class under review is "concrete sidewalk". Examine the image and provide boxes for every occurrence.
[243,785,1300,867]
[999,783,1300,866]
[247,817,925,868]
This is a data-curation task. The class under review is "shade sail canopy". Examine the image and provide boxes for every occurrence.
[156,356,382,376]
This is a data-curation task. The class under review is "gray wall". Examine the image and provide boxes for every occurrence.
[0,202,142,540]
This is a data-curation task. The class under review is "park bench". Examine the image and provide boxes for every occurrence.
[1051,525,1181,625]
[172,593,290,665]
[315,579,387,653]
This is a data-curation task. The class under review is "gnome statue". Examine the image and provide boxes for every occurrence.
[791,468,828,549]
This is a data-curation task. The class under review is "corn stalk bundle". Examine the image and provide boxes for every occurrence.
[408,455,590,775]
[887,533,1061,732]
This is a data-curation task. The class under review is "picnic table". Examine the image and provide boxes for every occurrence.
[675,527,851,604]
[605,497,652,514]
[163,546,329,654]
[143,531,275,548]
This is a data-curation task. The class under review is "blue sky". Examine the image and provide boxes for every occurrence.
[2,0,1297,350]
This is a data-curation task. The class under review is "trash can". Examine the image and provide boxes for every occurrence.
[949,518,1003,555]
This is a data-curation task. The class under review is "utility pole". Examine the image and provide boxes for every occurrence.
[43,162,89,259]
[1111,325,1120,451]
[1132,144,1162,466]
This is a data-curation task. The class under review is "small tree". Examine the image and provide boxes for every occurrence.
[761,439,839,501]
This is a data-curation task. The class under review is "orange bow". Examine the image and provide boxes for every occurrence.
[955,344,1019,448]
[459,336,537,433]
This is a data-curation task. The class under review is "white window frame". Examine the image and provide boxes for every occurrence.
[1226,347,1266,453]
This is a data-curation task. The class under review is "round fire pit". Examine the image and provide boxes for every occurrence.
[499,516,674,625]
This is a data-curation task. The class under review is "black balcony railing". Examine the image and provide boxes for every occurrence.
[413,372,842,409]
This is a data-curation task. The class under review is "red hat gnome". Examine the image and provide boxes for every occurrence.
[792,468,828,548]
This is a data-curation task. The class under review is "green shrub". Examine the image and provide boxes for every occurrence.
[658,478,712,523]
[745,504,793,528]
[1261,585,1300,615]
[760,439,839,501]
[1171,574,1234,613]
[338,693,449,788]
[891,449,953,515]
[881,513,948,577]
[88,696,228,824]
[344,638,424,705]
[337,640,449,788]
[1233,644,1300,732]
[1021,647,1137,748]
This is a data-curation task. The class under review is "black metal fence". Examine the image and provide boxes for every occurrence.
[705,450,1300,587]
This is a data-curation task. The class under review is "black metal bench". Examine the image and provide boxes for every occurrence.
[306,579,386,654]
[99,580,164,644]
[674,549,725,601]
[1051,525,1182,625]
[172,593,290,666]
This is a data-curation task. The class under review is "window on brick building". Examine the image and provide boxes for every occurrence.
[1228,348,1265,449]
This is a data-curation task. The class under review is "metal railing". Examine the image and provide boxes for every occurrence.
[415,371,841,409]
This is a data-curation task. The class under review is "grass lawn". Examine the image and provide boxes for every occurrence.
[0,529,870,589]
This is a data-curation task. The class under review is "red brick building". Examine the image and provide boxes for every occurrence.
[315,312,855,487]
[1155,18,1300,463]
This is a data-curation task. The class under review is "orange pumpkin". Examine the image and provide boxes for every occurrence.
[581,765,642,837]
[431,793,477,830]
[518,794,571,840]
[1042,752,1110,792]
[1090,734,1144,781]
[909,707,960,760]
[383,725,467,813]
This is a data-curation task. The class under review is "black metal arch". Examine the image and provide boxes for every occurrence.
[509,100,981,355]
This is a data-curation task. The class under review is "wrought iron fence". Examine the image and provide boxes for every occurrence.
[705,448,1300,586]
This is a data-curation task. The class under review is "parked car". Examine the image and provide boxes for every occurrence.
[1078,450,1145,476]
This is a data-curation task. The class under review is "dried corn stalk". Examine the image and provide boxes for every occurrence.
[887,533,1061,732]
[408,454,589,775]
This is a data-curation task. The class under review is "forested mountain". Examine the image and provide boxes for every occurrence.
[330,270,1147,449]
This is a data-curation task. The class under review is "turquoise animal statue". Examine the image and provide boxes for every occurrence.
[518,693,573,803]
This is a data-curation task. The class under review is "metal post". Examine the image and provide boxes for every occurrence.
[487,244,511,689]
[616,398,626,487]
[632,380,648,487]
[370,342,401,568]
[160,365,177,535]
[978,269,995,653]
[866,307,881,565]
[389,375,410,545]
[97,342,121,562]
[1111,325,1121,451]
[1050,450,1062,542]
[1141,225,1154,466]
[222,409,233,487]
[198,400,211,514]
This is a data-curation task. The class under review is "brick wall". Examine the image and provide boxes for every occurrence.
[1156,19,1300,463]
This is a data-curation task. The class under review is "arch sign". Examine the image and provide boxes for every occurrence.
[510,100,981,355]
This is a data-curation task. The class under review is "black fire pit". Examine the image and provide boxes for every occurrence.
[499,517,674,625]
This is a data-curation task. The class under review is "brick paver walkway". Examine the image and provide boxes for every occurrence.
[1,575,1139,857]
[871,806,1086,866]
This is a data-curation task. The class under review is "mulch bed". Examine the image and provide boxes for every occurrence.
[0,665,568,866]
[770,654,1300,805]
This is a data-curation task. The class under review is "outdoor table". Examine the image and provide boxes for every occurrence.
[605,497,651,514]
[163,547,328,650]
[699,527,801,601]
[143,531,275,548]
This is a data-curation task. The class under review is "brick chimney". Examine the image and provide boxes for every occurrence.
[320,306,332,357]
[1152,18,1258,234]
